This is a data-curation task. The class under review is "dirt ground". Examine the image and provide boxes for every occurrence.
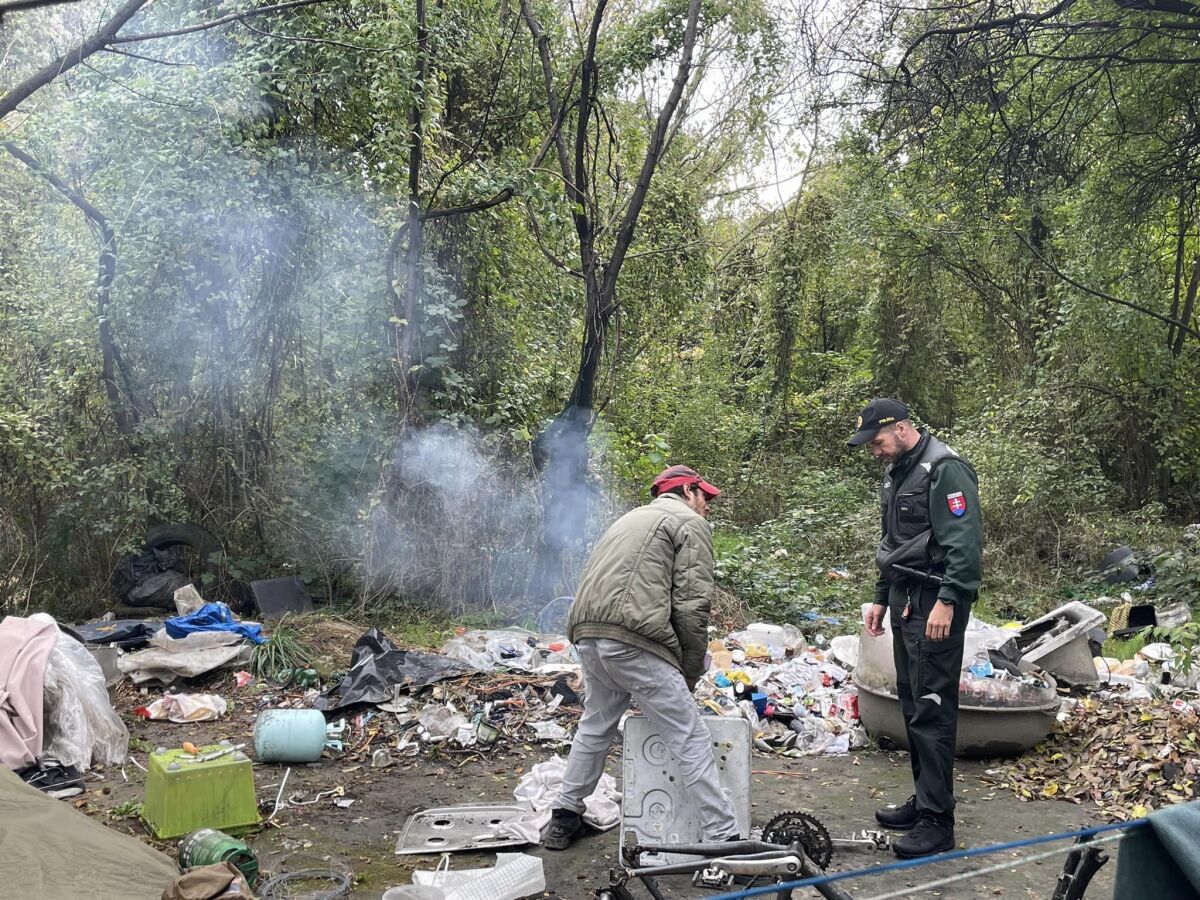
[75,667,1120,900]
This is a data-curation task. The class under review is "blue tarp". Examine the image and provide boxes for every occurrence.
[164,602,266,645]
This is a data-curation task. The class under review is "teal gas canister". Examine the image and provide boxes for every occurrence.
[253,709,327,763]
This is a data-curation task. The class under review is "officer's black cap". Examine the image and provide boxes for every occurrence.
[847,398,910,447]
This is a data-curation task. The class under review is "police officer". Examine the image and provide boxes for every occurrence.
[849,399,982,858]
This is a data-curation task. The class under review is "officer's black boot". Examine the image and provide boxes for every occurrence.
[541,808,585,850]
[893,811,955,858]
[874,795,920,830]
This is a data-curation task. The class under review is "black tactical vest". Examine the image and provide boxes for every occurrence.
[875,431,963,581]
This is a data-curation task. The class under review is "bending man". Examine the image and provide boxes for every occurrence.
[542,465,740,850]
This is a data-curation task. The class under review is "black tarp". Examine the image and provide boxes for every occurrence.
[313,628,479,712]
[62,619,159,650]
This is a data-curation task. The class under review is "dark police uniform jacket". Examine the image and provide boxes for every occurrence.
[871,430,982,610]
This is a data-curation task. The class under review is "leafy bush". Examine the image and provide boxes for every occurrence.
[713,468,878,627]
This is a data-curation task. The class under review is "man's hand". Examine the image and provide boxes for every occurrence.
[926,600,954,640]
[864,603,886,637]
[686,676,698,693]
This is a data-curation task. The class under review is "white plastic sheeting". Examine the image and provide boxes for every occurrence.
[31,613,129,771]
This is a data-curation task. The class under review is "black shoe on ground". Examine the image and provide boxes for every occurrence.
[893,811,955,858]
[541,808,585,850]
[875,795,920,831]
[23,761,84,800]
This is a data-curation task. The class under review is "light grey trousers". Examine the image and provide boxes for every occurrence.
[556,638,739,842]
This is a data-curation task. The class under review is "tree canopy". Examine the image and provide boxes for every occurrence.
[2,0,1198,620]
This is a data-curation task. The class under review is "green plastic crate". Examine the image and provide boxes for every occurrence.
[142,745,260,839]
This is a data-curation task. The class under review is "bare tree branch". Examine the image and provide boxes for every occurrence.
[0,0,79,15]
[111,0,336,44]
[0,0,149,122]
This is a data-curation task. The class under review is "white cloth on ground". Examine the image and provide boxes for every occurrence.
[496,755,620,844]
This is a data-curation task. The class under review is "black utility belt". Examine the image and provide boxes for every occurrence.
[887,564,944,588]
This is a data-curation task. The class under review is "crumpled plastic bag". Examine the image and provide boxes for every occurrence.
[136,693,228,722]
[411,853,545,900]
[32,613,129,771]
[173,584,206,617]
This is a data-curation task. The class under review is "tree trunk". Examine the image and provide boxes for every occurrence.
[3,142,138,436]
[524,0,703,603]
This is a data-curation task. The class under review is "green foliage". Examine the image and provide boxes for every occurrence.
[250,617,314,678]
[107,800,142,820]
[713,469,877,625]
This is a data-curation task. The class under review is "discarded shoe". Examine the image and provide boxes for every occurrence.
[893,811,954,858]
[22,759,84,800]
[874,795,920,830]
[541,808,584,850]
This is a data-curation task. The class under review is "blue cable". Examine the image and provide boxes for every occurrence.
[706,817,1148,900]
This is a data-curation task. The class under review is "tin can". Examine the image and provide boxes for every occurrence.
[179,828,258,886]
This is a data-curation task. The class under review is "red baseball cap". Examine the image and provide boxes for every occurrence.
[651,465,721,499]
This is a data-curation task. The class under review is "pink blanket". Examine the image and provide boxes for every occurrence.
[0,616,58,769]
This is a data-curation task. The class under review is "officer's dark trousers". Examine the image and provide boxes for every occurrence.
[888,584,967,818]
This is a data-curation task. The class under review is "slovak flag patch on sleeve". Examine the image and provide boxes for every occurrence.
[946,491,967,516]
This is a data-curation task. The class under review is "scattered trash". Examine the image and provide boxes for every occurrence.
[439,628,577,675]
[235,670,253,688]
[136,693,228,723]
[254,709,327,763]
[371,747,395,768]
[696,621,861,757]
[418,705,469,742]
[529,720,568,742]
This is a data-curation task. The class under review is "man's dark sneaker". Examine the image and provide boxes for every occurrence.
[541,808,585,850]
[23,761,84,799]
[893,811,955,858]
[875,795,920,830]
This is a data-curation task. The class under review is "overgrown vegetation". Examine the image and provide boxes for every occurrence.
[1,0,1198,628]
